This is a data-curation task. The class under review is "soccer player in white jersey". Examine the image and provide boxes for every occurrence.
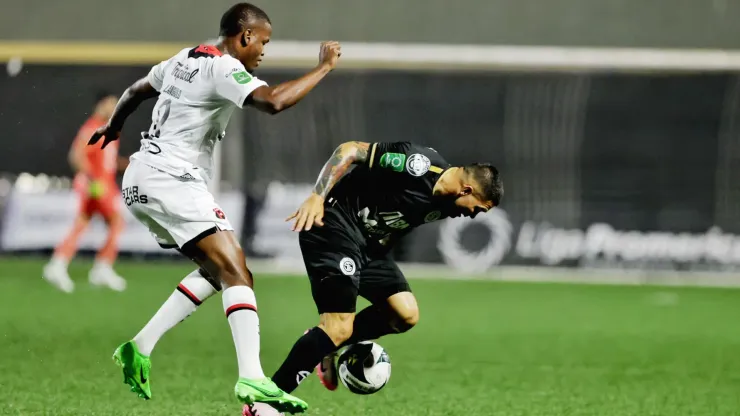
[87,3,341,413]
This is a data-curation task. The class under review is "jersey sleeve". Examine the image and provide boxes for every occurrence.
[146,59,170,92]
[213,58,268,108]
[366,142,446,176]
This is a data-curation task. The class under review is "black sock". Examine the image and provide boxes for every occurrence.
[272,327,337,393]
[340,305,398,347]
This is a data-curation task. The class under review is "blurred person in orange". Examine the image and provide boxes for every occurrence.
[42,92,129,293]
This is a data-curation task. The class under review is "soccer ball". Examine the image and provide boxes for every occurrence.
[337,341,391,395]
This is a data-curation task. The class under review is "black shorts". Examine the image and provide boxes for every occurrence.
[299,216,410,314]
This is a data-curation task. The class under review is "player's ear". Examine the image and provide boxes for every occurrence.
[460,185,473,197]
[241,30,250,47]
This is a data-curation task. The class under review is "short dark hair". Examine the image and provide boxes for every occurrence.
[464,163,503,206]
[219,3,271,37]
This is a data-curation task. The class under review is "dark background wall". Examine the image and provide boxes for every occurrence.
[3,65,740,233]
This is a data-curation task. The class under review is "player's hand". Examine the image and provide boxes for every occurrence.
[319,41,341,70]
[88,180,106,199]
[286,193,325,232]
[88,123,121,149]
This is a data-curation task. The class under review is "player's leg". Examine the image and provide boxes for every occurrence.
[42,199,92,293]
[132,267,221,355]
[271,231,362,394]
[316,260,418,391]
[184,230,307,413]
[114,265,221,399]
[89,200,127,291]
[111,161,220,399]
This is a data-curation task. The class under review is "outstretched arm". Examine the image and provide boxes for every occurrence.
[287,141,369,231]
[88,78,159,148]
[246,41,341,115]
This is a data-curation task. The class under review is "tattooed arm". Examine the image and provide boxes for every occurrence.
[287,141,370,232]
[313,141,370,198]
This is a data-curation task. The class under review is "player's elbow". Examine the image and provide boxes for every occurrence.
[263,98,285,115]
[248,87,287,115]
[128,78,159,101]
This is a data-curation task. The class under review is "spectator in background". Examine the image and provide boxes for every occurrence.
[42,92,129,293]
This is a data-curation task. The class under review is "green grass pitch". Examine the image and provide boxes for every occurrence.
[2,257,740,415]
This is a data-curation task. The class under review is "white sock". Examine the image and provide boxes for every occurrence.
[223,286,265,379]
[92,259,113,270]
[49,255,69,269]
[133,269,218,356]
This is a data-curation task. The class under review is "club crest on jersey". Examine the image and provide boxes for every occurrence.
[339,257,356,276]
[213,208,226,220]
[425,211,442,223]
[406,154,431,176]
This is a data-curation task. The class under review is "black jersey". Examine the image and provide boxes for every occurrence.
[323,142,452,254]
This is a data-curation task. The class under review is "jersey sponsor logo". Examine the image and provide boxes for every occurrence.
[425,211,442,223]
[122,186,148,206]
[406,154,431,176]
[171,63,200,83]
[339,257,356,276]
[378,152,406,172]
[213,208,226,220]
[359,208,410,236]
[383,211,409,229]
[232,71,253,84]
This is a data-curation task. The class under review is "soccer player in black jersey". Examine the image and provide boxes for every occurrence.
[251,140,503,401]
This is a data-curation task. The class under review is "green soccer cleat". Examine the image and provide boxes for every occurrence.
[112,341,152,400]
[235,377,308,414]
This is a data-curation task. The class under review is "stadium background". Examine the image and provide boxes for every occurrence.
[3,0,740,281]
[2,2,740,416]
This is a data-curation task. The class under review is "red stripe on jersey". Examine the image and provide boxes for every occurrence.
[194,45,223,57]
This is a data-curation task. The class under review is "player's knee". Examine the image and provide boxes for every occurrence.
[320,314,355,346]
[325,323,353,346]
[393,306,419,333]
[209,248,253,288]
[220,262,253,288]
[107,214,125,231]
[198,267,223,291]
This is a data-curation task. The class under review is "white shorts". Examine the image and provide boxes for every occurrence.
[121,159,233,249]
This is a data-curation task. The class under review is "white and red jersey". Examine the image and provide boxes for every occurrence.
[130,45,267,182]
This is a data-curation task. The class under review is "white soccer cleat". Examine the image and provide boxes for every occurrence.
[89,264,127,292]
[42,262,75,293]
[242,403,284,416]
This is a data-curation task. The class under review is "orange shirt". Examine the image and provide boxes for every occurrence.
[73,116,119,191]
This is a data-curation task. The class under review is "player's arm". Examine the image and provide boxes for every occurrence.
[245,41,341,115]
[68,131,92,175]
[313,141,370,198]
[116,156,130,172]
[88,77,159,148]
[287,141,370,231]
